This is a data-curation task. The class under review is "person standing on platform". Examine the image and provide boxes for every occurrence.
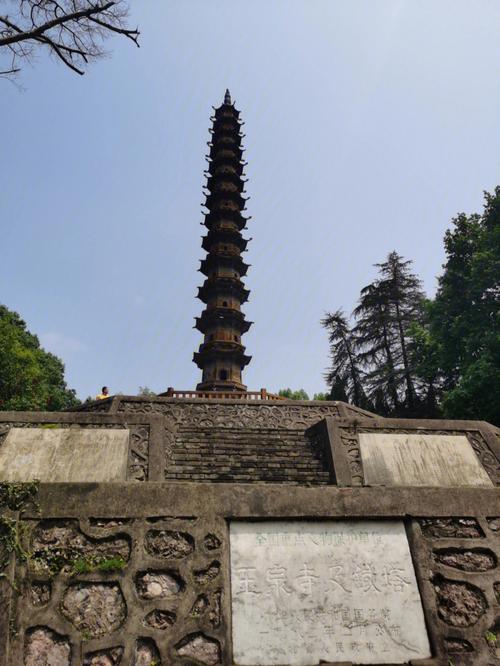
[95,386,110,400]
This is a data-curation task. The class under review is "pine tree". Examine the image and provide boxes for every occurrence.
[351,253,425,415]
[352,281,400,412]
[375,251,425,410]
[321,309,369,408]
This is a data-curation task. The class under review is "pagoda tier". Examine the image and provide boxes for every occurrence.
[195,307,252,335]
[203,210,249,232]
[194,343,251,369]
[205,170,247,193]
[193,90,253,392]
[199,253,249,278]
[197,276,250,305]
[201,228,249,253]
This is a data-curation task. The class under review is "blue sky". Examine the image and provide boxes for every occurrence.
[2,1,500,400]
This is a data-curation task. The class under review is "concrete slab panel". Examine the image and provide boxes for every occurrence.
[359,433,493,487]
[230,520,430,665]
[0,427,129,482]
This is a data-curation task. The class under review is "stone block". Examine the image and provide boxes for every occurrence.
[0,427,129,482]
[359,433,493,487]
[230,520,430,665]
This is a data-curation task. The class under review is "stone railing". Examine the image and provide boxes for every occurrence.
[159,388,286,401]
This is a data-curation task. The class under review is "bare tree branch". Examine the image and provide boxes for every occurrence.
[0,0,139,81]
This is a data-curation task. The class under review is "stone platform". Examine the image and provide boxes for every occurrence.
[0,396,499,665]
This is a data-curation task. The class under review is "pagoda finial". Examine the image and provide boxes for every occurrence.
[224,89,232,105]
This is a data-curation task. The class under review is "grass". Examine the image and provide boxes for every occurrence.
[71,555,127,576]
[485,630,498,646]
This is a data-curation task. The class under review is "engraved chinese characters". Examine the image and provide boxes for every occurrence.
[358,433,493,487]
[229,521,430,666]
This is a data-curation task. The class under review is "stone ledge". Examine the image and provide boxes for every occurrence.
[32,483,500,519]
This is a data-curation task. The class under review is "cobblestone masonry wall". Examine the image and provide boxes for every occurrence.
[6,515,228,665]
[409,516,500,665]
[2,485,500,666]
[1,404,500,665]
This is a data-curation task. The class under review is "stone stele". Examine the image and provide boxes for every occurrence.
[0,427,129,482]
[230,520,430,666]
[359,433,493,487]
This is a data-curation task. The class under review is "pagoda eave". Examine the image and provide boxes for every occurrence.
[195,379,247,392]
[203,211,247,232]
[199,258,249,277]
[195,311,252,334]
[202,233,248,252]
[197,279,250,304]
[204,194,246,211]
[193,346,251,365]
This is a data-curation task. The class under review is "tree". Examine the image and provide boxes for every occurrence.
[321,309,368,408]
[352,280,400,413]
[352,253,425,416]
[0,0,139,80]
[0,304,79,410]
[322,253,426,416]
[278,388,310,401]
[375,252,425,410]
[424,188,500,424]
[138,386,156,397]
[312,392,329,401]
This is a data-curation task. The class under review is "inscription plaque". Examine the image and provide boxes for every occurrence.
[230,520,430,665]
[0,428,129,482]
[359,433,493,487]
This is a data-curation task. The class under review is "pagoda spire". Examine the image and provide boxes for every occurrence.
[193,92,252,391]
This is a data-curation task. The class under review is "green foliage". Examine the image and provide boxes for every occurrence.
[312,392,329,401]
[352,252,426,415]
[278,388,310,400]
[0,305,80,411]
[321,308,369,408]
[0,480,40,512]
[70,555,126,576]
[424,188,500,425]
[322,187,499,424]
[30,546,127,577]
[322,253,427,416]
[485,630,498,646]
[0,481,39,575]
[138,386,157,397]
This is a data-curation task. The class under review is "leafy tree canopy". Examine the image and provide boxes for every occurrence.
[138,386,156,397]
[312,392,329,401]
[427,187,500,424]
[0,304,79,411]
[321,187,500,425]
[278,388,310,401]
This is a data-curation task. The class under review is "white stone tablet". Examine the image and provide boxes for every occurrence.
[230,520,431,665]
[0,427,129,482]
[359,433,493,487]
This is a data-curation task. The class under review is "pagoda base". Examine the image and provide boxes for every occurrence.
[196,379,247,392]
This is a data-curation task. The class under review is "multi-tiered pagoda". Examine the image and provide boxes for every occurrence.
[193,90,252,392]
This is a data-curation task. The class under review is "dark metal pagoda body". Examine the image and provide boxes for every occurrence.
[193,90,252,392]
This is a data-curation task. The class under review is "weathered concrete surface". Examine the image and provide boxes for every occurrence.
[230,520,430,665]
[359,433,493,487]
[0,406,498,666]
[0,427,129,482]
[3,483,500,666]
[33,482,500,519]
